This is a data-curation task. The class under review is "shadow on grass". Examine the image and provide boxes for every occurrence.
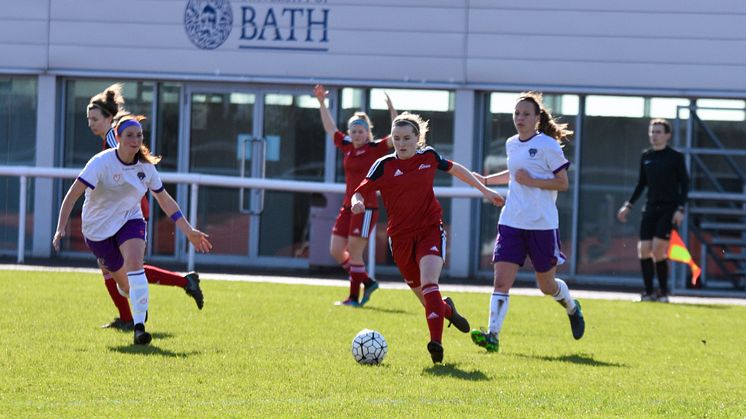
[423,363,490,381]
[108,344,200,358]
[513,352,628,368]
[359,306,412,315]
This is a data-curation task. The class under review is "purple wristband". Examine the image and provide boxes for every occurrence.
[170,210,183,222]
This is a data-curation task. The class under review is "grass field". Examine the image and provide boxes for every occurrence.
[1,269,745,417]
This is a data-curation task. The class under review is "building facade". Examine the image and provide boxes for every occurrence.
[2,0,745,289]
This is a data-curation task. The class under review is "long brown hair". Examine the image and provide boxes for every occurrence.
[517,91,573,145]
[114,115,161,164]
[87,83,126,119]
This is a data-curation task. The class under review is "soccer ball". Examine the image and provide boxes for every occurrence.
[351,329,388,365]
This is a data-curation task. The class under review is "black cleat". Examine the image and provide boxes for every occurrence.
[101,317,134,331]
[568,300,585,340]
[184,272,204,310]
[427,341,444,364]
[443,297,470,333]
[133,323,152,345]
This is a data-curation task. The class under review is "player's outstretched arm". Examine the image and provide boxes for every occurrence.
[152,189,213,253]
[52,179,87,252]
[313,84,338,137]
[449,162,504,206]
[515,168,569,191]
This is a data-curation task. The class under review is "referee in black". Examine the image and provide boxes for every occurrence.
[617,118,689,302]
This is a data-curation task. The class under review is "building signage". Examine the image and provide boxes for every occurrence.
[184,0,330,52]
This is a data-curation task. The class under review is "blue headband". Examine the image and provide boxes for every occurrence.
[348,119,369,130]
[116,119,142,136]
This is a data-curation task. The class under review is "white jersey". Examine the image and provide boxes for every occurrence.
[498,132,570,230]
[77,148,164,241]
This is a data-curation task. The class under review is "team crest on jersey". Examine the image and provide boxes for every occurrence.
[529,148,538,158]
[137,172,146,181]
[184,0,233,50]
[113,174,121,183]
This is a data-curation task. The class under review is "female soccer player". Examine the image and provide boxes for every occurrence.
[53,115,213,345]
[470,92,585,353]
[86,85,204,332]
[616,118,689,302]
[313,84,396,307]
[351,112,505,363]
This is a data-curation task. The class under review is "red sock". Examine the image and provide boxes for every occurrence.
[104,274,133,322]
[348,264,368,299]
[422,284,445,344]
[144,264,187,287]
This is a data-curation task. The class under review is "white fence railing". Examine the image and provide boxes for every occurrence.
[0,165,502,275]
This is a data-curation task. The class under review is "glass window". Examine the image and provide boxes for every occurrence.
[477,91,578,273]
[0,76,37,252]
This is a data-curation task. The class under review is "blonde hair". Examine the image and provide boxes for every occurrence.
[347,112,373,141]
[516,91,573,145]
[114,114,161,164]
[392,112,429,149]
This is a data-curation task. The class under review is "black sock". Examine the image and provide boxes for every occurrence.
[655,259,669,295]
[640,258,655,295]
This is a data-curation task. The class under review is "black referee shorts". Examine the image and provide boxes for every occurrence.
[640,203,677,241]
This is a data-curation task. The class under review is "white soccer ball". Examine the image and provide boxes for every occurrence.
[351,329,388,365]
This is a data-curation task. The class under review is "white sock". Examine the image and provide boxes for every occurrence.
[127,270,149,325]
[553,278,577,315]
[488,292,509,336]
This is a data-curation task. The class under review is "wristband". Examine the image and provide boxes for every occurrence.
[170,210,183,222]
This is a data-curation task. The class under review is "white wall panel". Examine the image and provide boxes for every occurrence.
[0,0,49,19]
[470,0,746,14]
[0,21,48,44]
[0,45,48,69]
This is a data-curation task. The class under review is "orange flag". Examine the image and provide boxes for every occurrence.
[668,229,702,286]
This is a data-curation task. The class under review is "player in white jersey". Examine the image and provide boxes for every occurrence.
[53,115,213,345]
[470,92,585,353]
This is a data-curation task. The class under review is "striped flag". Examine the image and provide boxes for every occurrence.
[668,229,702,286]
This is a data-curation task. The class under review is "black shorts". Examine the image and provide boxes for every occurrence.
[640,204,677,241]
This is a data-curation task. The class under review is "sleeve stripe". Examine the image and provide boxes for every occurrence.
[151,185,165,193]
[106,129,118,149]
[552,161,571,174]
[77,176,95,190]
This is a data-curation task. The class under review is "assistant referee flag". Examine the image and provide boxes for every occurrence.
[668,229,702,286]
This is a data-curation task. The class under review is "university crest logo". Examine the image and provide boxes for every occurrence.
[184,0,233,50]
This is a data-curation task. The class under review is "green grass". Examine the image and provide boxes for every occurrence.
[1,270,745,417]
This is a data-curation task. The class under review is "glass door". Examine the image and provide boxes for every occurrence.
[184,87,257,262]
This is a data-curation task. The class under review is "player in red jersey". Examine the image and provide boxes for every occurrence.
[85,84,205,331]
[351,112,504,363]
[314,84,397,307]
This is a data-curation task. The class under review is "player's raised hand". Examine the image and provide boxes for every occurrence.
[313,84,328,103]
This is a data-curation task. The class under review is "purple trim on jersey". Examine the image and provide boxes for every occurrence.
[114,150,137,166]
[151,185,165,193]
[552,161,571,174]
[77,176,95,190]
[518,132,540,142]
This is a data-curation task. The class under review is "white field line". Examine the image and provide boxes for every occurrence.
[2,264,744,306]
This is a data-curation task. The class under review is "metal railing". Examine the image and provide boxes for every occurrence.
[0,165,503,275]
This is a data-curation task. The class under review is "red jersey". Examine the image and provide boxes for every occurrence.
[334,131,390,208]
[354,147,453,238]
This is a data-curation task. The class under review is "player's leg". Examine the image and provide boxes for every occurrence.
[142,264,203,309]
[472,225,523,352]
[331,208,357,306]
[85,236,133,330]
[651,208,675,302]
[420,254,446,363]
[100,264,134,330]
[352,209,379,306]
[638,209,657,301]
[116,220,151,345]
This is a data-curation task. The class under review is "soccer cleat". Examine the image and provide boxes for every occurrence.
[568,299,585,340]
[334,298,360,307]
[639,293,656,302]
[133,323,152,345]
[470,328,499,352]
[656,293,670,303]
[184,272,204,310]
[427,341,444,364]
[359,280,379,306]
[101,317,134,331]
[443,297,470,333]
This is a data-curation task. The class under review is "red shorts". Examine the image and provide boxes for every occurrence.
[388,223,446,289]
[332,206,378,238]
